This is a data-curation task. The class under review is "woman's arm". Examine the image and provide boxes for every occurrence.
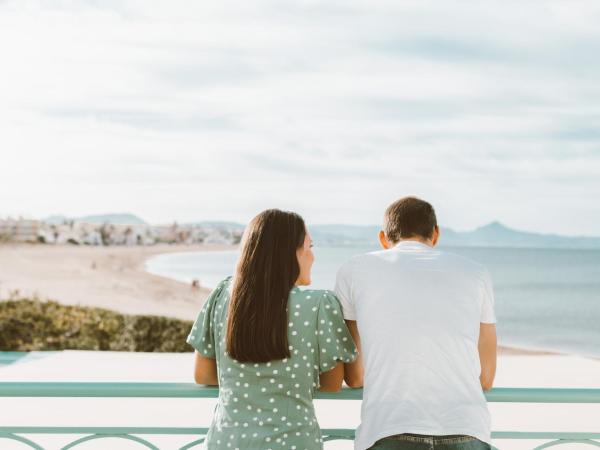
[318,361,345,392]
[193,351,218,386]
[343,320,364,388]
[319,320,364,391]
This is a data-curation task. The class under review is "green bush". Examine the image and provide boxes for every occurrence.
[0,298,194,352]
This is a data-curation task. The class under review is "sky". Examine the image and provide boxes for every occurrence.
[1,0,599,236]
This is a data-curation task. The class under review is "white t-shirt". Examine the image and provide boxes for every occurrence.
[334,240,496,450]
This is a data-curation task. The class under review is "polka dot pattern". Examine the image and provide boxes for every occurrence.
[186,278,358,449]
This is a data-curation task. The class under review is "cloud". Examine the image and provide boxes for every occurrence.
[1,0,600,235]
[45,107,239,132]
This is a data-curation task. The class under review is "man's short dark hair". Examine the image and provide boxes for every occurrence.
[384,196,437,243]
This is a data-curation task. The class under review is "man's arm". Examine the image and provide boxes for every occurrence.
[193,351,218,385]
[478,323,497,391]
[344,320,364,388]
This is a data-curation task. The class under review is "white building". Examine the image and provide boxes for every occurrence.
[0,218,41,243]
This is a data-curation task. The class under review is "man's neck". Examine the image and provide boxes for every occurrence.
[395,237,434,247]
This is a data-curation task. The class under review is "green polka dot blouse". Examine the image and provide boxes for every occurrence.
[186,277,358,450]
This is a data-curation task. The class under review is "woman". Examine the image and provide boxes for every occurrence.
[186,209,359,449]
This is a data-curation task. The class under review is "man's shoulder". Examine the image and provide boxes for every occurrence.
[436,248,488,276]
[337,249,387,272]
[338,247,488,277]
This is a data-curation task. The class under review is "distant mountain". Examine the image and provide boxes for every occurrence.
[310,222,600,249]
[441,221,600,249]
[44,213,147,225]
[43,215,70,225]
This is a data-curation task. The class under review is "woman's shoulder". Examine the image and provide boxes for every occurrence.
[204,276,233,307]
[289,288,342,308]
[291,287,333,298]
[214,276,233,292]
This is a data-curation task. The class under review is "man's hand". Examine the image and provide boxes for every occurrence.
[344,320,364,388]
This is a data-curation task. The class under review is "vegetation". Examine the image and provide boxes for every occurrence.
[0,295,193,352]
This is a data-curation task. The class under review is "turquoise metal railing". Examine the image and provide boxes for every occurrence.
[0,383,599,449]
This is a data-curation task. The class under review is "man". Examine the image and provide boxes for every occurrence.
[336,196,497,450]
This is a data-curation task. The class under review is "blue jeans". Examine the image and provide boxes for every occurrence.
[368,433,491,450]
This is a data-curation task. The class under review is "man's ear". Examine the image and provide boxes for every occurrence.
[379,230,392,249]
[431,225,440,247]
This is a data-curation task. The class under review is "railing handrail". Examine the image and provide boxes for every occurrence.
[1,382,599,403]
[1,382,599,449]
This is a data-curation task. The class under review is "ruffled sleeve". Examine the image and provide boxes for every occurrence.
[316,291,358,373]
[186,277,230,358]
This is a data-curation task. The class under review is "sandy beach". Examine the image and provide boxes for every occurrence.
[0,243,235,321]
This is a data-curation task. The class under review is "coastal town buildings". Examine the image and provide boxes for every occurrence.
[0,218,242,246]
[0,219,41,243]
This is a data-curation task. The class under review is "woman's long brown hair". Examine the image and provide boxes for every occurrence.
[226,209,306,363]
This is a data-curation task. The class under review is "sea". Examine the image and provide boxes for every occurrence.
[146,245,600,358]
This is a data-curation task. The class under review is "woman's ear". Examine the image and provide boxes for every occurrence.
[378,230,392,249]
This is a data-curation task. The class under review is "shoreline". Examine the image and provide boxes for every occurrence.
[0,244,569,357]
[0,243,236,321]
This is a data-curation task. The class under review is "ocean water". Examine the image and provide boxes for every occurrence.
[146,246,600,358]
